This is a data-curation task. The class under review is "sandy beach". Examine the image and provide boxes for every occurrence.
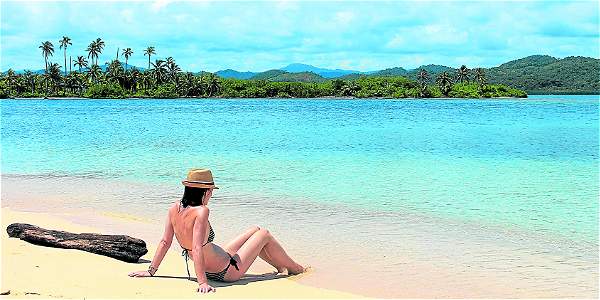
[1,207,360,298]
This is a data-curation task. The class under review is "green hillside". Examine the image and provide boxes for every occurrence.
[336,56,599,94]
[250,70,326,82]
[372,67,408,77]
[220,55,599,94]
[250,69,287,80]
[486,56,599,94]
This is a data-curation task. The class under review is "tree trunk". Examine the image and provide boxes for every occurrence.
[64,49,67,76]
[6,223,148,263]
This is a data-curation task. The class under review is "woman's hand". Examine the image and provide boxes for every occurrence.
[197,282,216,293]
[128,270,152,277]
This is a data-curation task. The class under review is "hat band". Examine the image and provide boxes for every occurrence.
[185,180,215,185]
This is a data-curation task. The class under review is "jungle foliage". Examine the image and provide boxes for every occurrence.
[0,38,529,99]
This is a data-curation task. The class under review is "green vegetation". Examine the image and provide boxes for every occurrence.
[84,83,126,98]
[371,56,599,94]
[0,37,530,99]
[485,55,599,94]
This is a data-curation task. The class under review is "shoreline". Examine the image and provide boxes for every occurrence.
[1,206,362,299]
[3,95,532,100]
[2,173,597,298]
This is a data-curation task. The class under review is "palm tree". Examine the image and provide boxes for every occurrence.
[436,72,453,96]
[417,69,429,85]
[188,73,205,97]
[151,59,167,84]
[166,57,181,87]
[207,73,221,97]
[141,70,153,90]
[417,69,429,96]
[59,36,72,76]
[74,56,88,72]
[39,41,54,72]
[86,41,98,66]
[88,64,102,83]
[474,68,486,86]
[129,67,141,92]
[457,65,470,83]
[144,47,156,70]
[94,38,105,65]
[23,70,35,94]
[73,71,87,95]
[64,72,79,94]
[106,59,125,86]
[86,38,105,66]
[122,48,133,70]
[46,63,62,94]
[5,69,16,93]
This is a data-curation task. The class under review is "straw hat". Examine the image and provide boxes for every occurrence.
[182,169,219,189]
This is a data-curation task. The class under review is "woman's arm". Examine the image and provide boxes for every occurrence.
[128,211,174,277]
[191,206,209,286]
[148,213,175,274]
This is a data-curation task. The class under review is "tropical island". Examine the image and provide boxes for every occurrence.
[2,37,596,99]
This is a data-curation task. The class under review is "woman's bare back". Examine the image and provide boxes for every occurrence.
[169,203,231,273]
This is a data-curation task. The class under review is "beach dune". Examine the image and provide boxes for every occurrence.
[1,208,359,298]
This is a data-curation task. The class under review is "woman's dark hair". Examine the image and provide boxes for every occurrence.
[181,186,208,207]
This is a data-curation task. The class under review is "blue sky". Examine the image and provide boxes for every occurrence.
[1,0,599,72]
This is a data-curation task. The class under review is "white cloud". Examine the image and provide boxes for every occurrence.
[150,0,173,13]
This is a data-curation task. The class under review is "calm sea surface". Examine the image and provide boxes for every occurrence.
[1,95,598,297]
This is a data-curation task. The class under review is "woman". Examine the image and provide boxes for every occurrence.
[128,168,306,293]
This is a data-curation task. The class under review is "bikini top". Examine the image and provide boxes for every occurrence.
[203,223,215,247]
[181,222,214,249]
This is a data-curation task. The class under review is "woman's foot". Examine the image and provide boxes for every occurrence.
[287,263,308,275]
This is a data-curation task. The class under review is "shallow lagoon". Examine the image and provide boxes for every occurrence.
[1,95,598,297]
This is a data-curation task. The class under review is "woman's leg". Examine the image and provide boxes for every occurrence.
[224,226,260,253]
[225,228,304,281]
[224,226,283,272]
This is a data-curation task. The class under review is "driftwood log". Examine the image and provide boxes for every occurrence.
[6,223,148,263]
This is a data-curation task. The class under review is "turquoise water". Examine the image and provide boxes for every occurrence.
[1,95,598,244]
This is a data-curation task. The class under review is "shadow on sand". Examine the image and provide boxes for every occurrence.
[152,272,290,287]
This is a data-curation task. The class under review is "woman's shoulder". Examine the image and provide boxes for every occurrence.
[169,201,209,216]
[191,205,210,217]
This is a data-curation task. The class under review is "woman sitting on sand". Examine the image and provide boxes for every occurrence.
[128,169,306,293]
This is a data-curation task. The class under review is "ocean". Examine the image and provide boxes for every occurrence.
[1,95,598,297]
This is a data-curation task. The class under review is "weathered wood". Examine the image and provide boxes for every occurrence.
[6,223,148,263]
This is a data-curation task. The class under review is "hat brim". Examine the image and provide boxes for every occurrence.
[182,181,219,189]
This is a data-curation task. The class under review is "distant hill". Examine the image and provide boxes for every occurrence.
[485,55,599,94]
[258,56,599,94]
[250,70,326,82]
[372,67,409,77]
[215,69,256,80]
[249,69,288,80]
[280,63,360,78]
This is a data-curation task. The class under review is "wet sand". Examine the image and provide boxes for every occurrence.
[2,174,598,298]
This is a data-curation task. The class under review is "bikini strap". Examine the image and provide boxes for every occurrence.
[182,249,192,280]
[229,253,240,271]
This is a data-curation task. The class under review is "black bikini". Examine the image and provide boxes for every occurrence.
[180,222,240,282]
